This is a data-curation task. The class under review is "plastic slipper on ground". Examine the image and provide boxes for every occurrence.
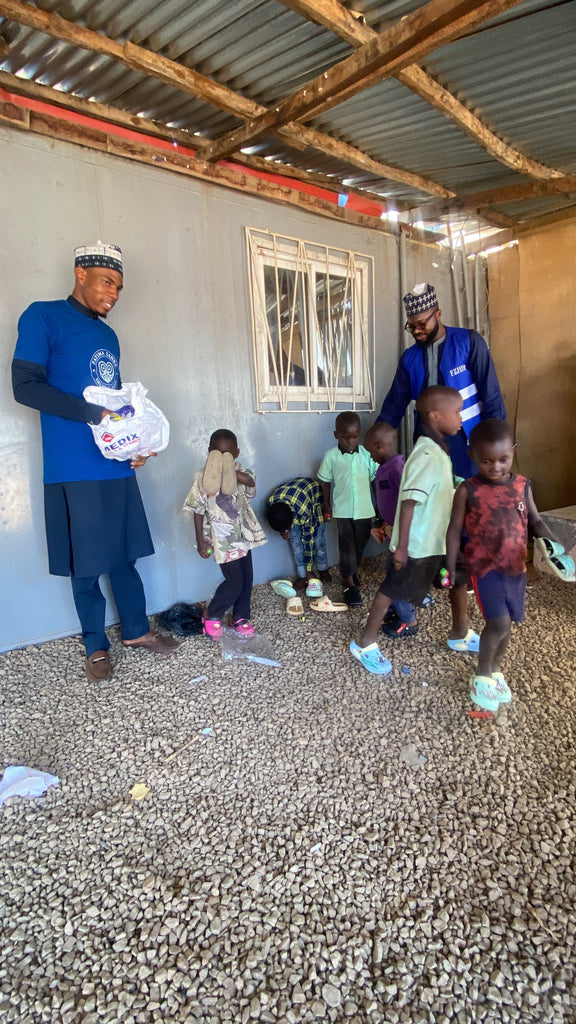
[470,674,500,712]
[350,641,392,675]
[202,449,223,493]
[309,596,348,613]
[231,618,255,637]
[221,451,238,495]
[535,537,576,582]
[286,596,304,616]
[270,579,297,598]
[305,578,323,598]
[447,628,480,653]
[492,671,512,703]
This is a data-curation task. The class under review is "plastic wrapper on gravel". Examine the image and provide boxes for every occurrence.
[0,766,59,805]
[156,602,204,636]
[220,628,281,667]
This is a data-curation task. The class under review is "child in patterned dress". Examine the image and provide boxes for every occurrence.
[184,429,266,638]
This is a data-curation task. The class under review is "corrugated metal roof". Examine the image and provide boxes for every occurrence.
[1,0,574,228]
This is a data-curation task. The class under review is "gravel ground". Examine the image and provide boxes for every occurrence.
[1,555,576,1024]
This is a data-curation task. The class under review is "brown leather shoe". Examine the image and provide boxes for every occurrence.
[122,632,180,654]
[85,649,112,682]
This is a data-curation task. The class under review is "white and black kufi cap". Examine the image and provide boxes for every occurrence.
[403,282,438,317]
[74,241,123,275]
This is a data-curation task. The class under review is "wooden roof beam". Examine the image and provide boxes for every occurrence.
[516,205,576,234]
[278,0,374,47]
[203,0,527,161]
[0,0,260,120]
[0,0,452,198]
[395,65,564,181]
[458,177,576,206]
[291,122,452,198]
[0,104,397,235]
[0,70,395,207]
[276,0,564,182]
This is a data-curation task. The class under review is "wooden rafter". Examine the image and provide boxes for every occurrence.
[395,66,564,181]
[202,0,527,162]
[0,70,403,211]
[293,123,451,198]
[276,0,565,182]
[458,177,576,206]
[278,0,375,48]
[516,205,576,233]
[0,99,396,233]
[0,0,452,198]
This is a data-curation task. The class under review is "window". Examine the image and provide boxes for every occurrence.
[246,228,375,412]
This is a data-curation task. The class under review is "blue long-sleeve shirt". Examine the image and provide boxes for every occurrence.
[378,328,505,478]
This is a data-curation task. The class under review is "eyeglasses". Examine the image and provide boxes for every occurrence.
[404,308,438,333]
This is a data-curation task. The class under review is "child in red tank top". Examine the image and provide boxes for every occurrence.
[446,419,569,714]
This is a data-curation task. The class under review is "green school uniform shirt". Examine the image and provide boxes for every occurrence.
[317,445,377,519]
[390,436,455,558]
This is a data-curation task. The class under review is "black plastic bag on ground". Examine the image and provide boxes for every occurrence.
[156,602,204,636]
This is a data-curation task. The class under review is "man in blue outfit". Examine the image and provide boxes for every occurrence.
[378,283,506,479]
[12,241,178,682]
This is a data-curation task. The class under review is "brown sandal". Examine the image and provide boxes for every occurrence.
[122,632,180,654]
[220,451,238,495]
[85,649,112,682]
[202,449,223,494]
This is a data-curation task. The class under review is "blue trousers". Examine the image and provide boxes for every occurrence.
[392,598,416,623]
[71,561,149,657]
[289,522,328,578]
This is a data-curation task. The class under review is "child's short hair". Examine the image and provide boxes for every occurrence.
[209,428,237,450]
[469,418,514,448]
[364,421,396,444]
[416,385,461,421]
[267,502,294,533]
[335,410,361,433]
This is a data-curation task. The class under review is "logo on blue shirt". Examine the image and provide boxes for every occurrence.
[90,349,119,386]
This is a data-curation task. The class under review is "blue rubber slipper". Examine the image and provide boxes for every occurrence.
[492,672,512,703]
[447,628,480,653]
[470,674,500,712]
[350,641,392,676]
[270,579,297,599]
[305,578,323,598]
[535,538,576,582]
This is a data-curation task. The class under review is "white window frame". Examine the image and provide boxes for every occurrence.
[246,227,375,412]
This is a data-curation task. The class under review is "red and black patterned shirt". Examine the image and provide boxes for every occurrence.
[463,474,530,578]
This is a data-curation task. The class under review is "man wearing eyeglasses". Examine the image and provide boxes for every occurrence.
[377,283,505,478]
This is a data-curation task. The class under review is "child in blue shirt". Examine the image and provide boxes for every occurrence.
[318,411,377,607]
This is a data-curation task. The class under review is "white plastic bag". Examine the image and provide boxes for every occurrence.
[0,766,59,806]
[83,382,170,461]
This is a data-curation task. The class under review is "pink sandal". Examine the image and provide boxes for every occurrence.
[232,618,255,637]
[202,617,223,639]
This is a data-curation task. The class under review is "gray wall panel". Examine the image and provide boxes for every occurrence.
[0,126,455,650]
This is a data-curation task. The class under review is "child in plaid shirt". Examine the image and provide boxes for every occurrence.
[267,477,330,590]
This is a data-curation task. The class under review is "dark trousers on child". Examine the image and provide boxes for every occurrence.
[335,517,372,579]
[207,551,253,621]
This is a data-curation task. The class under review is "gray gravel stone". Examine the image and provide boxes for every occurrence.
[1,562,576,1022]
